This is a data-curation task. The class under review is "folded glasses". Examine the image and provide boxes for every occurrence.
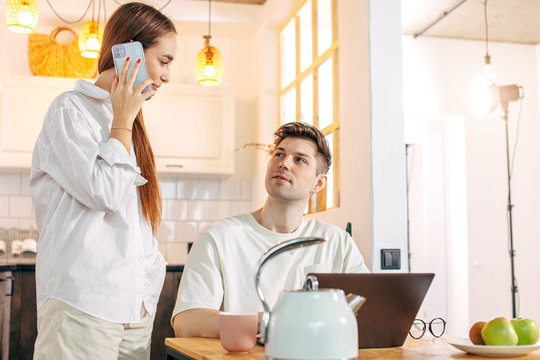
[409,318,446,339]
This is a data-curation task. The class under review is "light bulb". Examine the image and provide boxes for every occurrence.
[86,37,100,51]
[203,65,216,77]
[16,10,32,26]
[471,60,499,117]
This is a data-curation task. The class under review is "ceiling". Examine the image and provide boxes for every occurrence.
[193,0,266,3]
[401,0,540,45]
[0,0,266,27]
[2,0,537,44]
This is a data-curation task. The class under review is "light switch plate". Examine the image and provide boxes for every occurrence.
[381,249,401,270]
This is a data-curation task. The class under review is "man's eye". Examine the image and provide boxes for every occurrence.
[297,158,306,164]
[274,152,284,157]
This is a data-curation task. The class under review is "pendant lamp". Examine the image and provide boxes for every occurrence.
[79,20,103,59]
[79,0,105,59]
[195,0,223,86]
[471,0,499,117]
[5,0,39,34]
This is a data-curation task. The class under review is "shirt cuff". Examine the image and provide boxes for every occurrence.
[98,138,148,186]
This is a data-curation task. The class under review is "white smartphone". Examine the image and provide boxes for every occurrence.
[112,41,150,93]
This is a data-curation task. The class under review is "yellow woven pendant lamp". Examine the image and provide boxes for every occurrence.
[195,0,223,86]
[79,20,103,59]
[5,0,39,34]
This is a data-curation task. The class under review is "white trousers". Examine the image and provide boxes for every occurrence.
[33,298,155,360]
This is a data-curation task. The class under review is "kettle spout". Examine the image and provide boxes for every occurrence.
[346,293,366,315]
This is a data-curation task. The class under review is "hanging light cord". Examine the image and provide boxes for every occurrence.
[112,0,172,11]
[208,0,212,36]
[484,0,489,59]
[91,0,95,23]
[46,0,93,24]
[96,0,107,28]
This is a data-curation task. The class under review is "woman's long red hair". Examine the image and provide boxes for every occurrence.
[98,3,176,234]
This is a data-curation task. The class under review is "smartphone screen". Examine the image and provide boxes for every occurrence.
[112,41,150,93]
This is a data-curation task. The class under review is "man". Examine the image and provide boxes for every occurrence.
[172,122,369,337]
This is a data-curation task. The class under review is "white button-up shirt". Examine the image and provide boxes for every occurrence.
[30,80,165,323]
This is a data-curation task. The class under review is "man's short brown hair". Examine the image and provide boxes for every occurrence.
[273,122,332,174]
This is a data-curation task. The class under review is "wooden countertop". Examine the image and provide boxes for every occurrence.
[165,337,540,360]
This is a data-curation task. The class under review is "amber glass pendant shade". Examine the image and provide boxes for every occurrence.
[195,35,223,86]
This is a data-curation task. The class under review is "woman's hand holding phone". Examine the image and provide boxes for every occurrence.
[109,58,155,153]
[111,57,155,127]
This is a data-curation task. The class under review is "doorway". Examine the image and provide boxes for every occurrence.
[405,116,469,336]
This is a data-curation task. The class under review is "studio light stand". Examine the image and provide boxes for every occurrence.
[498,84,522,319]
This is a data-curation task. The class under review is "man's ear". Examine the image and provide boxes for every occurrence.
[311,174,327,194]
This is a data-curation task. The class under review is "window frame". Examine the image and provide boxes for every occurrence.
[278,0,340,213]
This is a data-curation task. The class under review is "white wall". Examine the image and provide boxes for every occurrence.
[368,0,408,272]
[402,35,540,324]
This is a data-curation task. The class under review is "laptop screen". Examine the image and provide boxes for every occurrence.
[306,273,434,348]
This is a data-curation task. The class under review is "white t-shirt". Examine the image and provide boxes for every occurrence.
[172,213,369,321]
[30,79,165,323]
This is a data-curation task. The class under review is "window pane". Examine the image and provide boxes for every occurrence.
[300,75,313,125]
[281,19,296,88]
[325,132,334,208]
[281,88,296,125]
[318,0,332,56]
[318,58,333,129]
[299,0,312,73]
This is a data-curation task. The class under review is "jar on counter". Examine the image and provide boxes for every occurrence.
[8,227,22,258]
[22,228,38,258]
[0,228,8,260]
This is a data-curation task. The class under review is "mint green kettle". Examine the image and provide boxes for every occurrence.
[254,237,365,360]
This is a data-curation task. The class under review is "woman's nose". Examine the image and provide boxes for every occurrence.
[161,68,170,83]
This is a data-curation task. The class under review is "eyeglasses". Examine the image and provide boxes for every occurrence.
[409,318,446,339]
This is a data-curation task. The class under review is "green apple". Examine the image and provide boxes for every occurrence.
[481,317,519,346]
[511,318,539,345]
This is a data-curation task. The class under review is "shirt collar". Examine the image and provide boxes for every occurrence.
[74,79,110,100]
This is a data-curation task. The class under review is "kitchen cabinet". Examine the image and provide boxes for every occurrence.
[151,267,183,360]
[0,265,37,360]
[143,83,235,175]
[0,76,77,170]
[0,75,235,175]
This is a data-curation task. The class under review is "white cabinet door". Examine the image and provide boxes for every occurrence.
[0,76,77,169]
[0,77,235,175]
[143,84,235,175]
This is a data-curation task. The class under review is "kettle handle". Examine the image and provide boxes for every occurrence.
[254,237,326,344]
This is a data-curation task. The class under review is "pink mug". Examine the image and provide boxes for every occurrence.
[219,312,258,354]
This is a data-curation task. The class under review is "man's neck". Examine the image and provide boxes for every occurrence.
[252,198,307,233]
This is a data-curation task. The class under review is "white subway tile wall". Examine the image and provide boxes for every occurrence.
[0,174,21,195]
[0,196,8,217]
[0,174,252,264]
[9,196,33,217]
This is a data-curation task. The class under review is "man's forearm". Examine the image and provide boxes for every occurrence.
[173,308,220,338]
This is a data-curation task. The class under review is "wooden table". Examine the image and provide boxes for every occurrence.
[164,337,540,360]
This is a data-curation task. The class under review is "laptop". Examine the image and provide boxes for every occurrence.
[305,273,434,348]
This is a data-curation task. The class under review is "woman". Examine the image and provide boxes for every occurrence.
[30,3,177,359]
